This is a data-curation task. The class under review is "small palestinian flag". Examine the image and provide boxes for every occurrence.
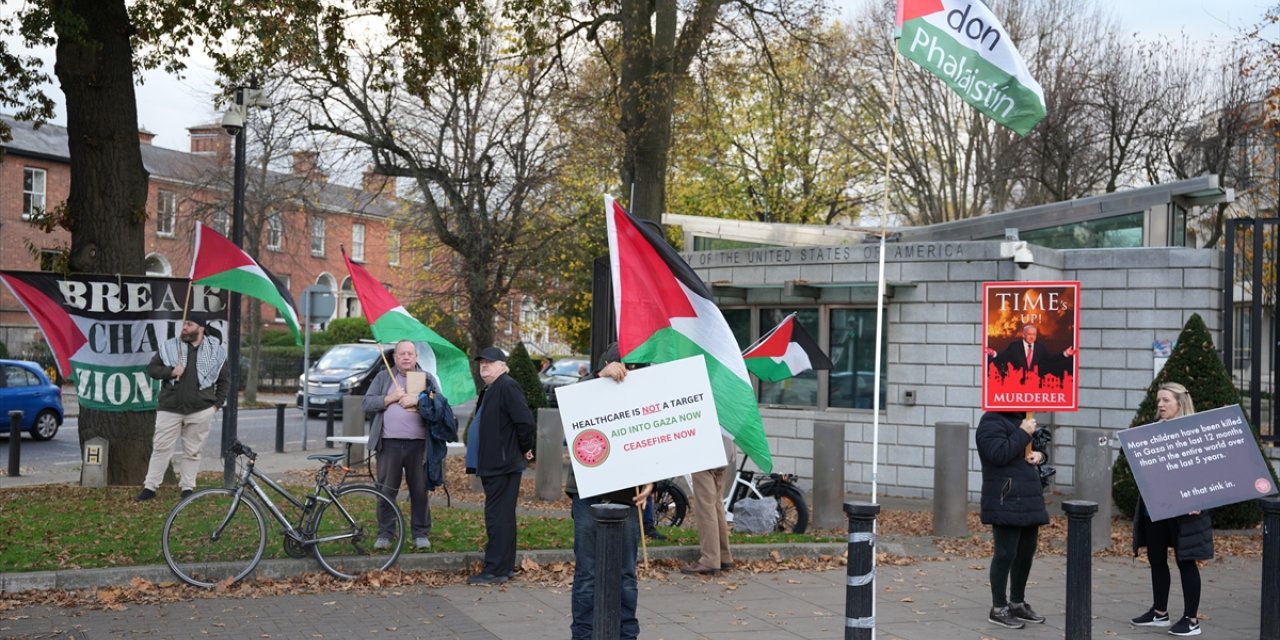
[190,222,302,345]
[341,247,477,404]
[742,313,833,382]
[605,195,771,472]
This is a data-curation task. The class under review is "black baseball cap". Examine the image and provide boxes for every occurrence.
[474,346,507,362]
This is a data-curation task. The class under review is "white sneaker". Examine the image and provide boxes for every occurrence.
[414,536,431,550]
[373,537,392,550]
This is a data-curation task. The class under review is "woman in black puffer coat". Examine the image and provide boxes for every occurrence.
[976,410,1050,630]
[1128,382,1214,637]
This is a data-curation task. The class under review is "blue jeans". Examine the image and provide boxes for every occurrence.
[571,496,640,640]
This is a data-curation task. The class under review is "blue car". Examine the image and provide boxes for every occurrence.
[0,359,64,440]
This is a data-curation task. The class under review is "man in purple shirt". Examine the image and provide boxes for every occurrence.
[363,340,432,550]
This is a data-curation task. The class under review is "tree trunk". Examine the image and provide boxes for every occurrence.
[53,0,151,485]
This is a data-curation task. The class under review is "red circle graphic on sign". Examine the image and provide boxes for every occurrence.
[1256,478,1273,494]
[573,429,610,468]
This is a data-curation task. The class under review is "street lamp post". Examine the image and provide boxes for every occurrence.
[218,81,264,486]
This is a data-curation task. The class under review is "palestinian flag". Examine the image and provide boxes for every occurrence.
[605,195,771,472]
[743,313,832,382]
[341,247,477,404]
[896,0,1046,136]
[190,222,302,345]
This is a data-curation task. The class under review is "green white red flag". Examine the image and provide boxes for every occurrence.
[604,195,771,472]
[190,222,302,345]
[896,0,1046,136]
[341,247,477,404]
[742,313,832,382]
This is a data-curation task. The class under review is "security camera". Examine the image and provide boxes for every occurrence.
[221,110,244,136]
[1012,244,1034,270]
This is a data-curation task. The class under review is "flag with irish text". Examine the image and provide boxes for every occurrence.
[896,0,1046,135]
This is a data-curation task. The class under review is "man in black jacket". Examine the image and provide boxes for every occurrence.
[466,346,535,585]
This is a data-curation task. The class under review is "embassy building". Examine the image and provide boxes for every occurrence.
[663,175,1277,501]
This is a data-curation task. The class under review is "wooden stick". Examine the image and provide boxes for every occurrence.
[637,486,649,569]
[375,341,404,394]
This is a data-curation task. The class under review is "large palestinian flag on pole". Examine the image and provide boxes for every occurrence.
[0,271,226,411]
[743,313,833,382]
[341,248,477,404]
[605,195,771,472]
[190,222,302,345]
[896,0,1046,136]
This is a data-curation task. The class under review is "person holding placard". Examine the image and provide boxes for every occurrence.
[1129,382,1214,637]
[363,340,434,551]
[976,410,1049,630]
[565,344,653,640]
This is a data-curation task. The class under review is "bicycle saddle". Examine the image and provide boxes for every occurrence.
[307,453,346,463]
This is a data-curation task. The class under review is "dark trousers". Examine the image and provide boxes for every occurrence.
[990,524,1040,607]
[480,472,522,576]
[1143,514,1201,618]
[376,438,431,539]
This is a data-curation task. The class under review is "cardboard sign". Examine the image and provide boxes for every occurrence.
[404,371,426,396]
[982,281,1080,411]
[1118,404,1278,521]
[555,356,727,498]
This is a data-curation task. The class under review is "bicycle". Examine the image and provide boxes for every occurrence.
[652,457,810,534]
[161,440,404,588]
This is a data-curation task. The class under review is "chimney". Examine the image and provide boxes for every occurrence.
[138,127,156,145]
[293,151,326,183]
[187,122,231,158]
[362,165,397,201]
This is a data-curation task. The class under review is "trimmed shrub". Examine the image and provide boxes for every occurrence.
[0,340,8,359]
[1112,313,1278,529]
[507,342,546,411]
[321,317,373,345]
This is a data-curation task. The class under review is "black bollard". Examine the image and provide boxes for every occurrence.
[590,503,630,640]
[275,403,286,453]
[844,501,880,640]
[1262,497,1280,639]
[1063,500,1098,640]
[325,404,336,448]
[7,410,22,478]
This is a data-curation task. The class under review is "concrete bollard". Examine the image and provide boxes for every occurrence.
[1063,500,1098,640]
[1074,428,1113,552]
[844,501,880,640]
[932,421,969,537]
[275,403,286,453]
[7,410,21,477]
[80,436,108,488]
[591,503,630,640]
[1261,497,1280,639]
[325,404,337,448]
[535,408,565,501]
[812,421,846,530]
[343,395,366,461]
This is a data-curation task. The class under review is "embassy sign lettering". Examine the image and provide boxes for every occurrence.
[0,271,226,412]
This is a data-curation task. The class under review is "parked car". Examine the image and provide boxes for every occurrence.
[542,357,589,407]
[296,343,395,416]
[0,359,64,440]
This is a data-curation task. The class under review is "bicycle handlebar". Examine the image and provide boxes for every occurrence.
[227,440,257,460]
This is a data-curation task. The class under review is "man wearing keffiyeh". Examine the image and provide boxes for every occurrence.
[135,318,229,502]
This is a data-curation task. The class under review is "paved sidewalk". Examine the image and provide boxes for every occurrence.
[0,554,1264,639]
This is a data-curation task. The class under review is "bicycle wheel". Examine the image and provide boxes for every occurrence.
[162,488,267,588]
[760,483,809,534]
[310,484,403,579]
[653,481,688,527]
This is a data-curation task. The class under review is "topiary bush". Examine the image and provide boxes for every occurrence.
[1112,313,1279,529]
[507,342,546,411]
[320,317,374,345]
[0,340,8,359]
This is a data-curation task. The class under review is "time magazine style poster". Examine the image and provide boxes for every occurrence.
[982,281,1081,412]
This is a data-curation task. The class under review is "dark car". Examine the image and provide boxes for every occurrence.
[297,343,388,416]
[0,359,64,440]
[541,357,589,407]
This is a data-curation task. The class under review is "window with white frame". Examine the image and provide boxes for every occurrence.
[267,214,283,251]
[311,217,325,255]
[156,191,176,236]
[22,168,46,219]
[212,211,231,235]
[388,230,401,266]
[352,223,365,261]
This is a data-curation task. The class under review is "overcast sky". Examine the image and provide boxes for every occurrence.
[16,0,1278,157]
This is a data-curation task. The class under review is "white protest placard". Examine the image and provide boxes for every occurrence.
[1118,404,1277,521]
[555,355,727,498]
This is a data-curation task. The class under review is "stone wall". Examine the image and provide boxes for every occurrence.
[687,241,1224,502]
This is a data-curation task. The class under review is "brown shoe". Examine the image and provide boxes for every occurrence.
[680,562,719,575]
